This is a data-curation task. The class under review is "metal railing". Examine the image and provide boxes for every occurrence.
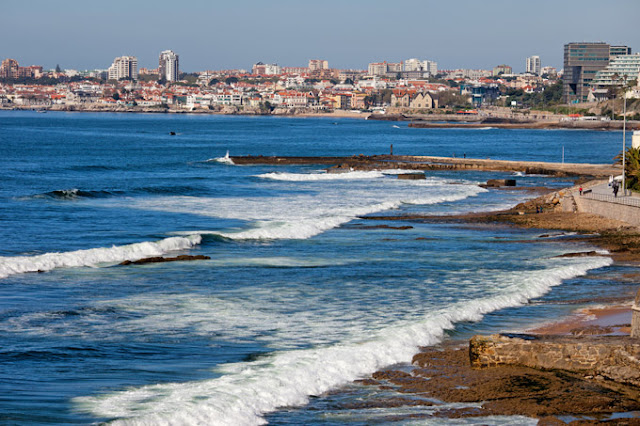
[582,191,640,208]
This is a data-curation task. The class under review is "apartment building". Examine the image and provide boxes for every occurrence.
[589,53,640,100]
[404,58,438,76]
[108,56,138,80]
[252,62,281,75]
[0,59,19,79]
[526,55,541,75]
[159,50,179,82]
[308,59,328,71]
[492,64,512,76]
[368,61,403,77]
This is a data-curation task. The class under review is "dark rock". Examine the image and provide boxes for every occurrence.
[120,254,210,266]
[553,251,600,258]
[397,173,426,180]
[482,179,516,187]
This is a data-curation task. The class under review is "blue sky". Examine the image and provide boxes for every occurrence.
[3,0,639,72]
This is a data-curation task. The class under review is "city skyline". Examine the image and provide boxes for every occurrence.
[3,0,640,73]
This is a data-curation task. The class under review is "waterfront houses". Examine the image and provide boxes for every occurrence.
[0,56,571,113]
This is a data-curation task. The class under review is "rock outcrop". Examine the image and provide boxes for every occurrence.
[119,255,210,266]
[470,334,640,387]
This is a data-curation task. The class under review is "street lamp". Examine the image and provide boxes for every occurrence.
[623,87,627,196]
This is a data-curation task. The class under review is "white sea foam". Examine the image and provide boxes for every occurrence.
[258,170,386,181]
[0,235,201,280]
[207,151,235,165]
[257,169,434,181]
[73,256,612,426]
[128,179,485,241]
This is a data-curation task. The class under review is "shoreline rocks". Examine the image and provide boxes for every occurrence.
[119,254,210,266]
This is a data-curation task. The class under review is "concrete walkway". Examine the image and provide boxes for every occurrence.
[574,181,640,227]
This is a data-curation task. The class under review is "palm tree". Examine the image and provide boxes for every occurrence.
[615,147,640,191]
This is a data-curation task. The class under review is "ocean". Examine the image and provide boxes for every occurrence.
[0,111,635,425]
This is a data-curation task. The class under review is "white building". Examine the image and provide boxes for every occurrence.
[159,50,179,82]
[108,56,138,80]
[252,62,281,75]
[526,55,541,75]
[404,58,438,76]
[592,54,640,87]
[308,59,328,71]
[368,61,403,77]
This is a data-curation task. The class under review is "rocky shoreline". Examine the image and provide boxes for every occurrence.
[356,185,640,424]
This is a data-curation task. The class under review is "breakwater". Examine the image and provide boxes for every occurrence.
[231,154,620,177]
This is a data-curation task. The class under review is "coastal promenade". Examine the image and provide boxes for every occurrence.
[576,181,640,227]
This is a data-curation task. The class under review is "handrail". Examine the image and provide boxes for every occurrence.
[582,191,640,208]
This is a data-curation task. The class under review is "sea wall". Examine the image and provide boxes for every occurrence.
[469,334,640,386]
[574,195,640,227]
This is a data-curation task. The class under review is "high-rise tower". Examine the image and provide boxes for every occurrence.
[159,50,179,82]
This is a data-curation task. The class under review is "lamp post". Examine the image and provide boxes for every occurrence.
[623,90,627,196]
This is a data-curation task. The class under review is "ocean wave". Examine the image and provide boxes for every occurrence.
[258,170,386,181]
[206,151,234,165]
[73,256,612,425]
[27,188,121,200]
[257,169,437,181]
[0,235,201,279]
[216,193,470,240]
[130,184,485,241]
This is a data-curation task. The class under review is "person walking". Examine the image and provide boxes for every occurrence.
[613,181,619,197]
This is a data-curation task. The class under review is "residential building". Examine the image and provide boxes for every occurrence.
[562,42,610,103]
[17,65,43,79]
[526,55,541,75]
[108,56,138,80]
[404,58,438,76]
[159,50,179,82]
[590,53,640,100]
[492,65,512,76]
[391,89,437,109]
[368,61,403,77]
[410,92,437,109]
[338,69,366,82]
[444,69,492,80]
[252,62,281,75]
[0,59,19,79]
[308,59,328,71]
[282,67,308,75]
[541,66,558,77]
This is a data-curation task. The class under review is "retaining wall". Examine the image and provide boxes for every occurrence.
[574,195,640,227]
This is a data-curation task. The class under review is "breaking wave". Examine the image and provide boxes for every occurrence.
[0,235,201,280]
[74,256,612,425]
[207,151,234,165]
[258,170,386,181]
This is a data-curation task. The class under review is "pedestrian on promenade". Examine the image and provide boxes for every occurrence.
[613,181,619,197]
[579,186,583,196]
